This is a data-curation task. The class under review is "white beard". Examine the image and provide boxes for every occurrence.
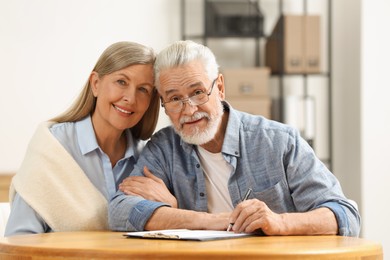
[172,101,224,145]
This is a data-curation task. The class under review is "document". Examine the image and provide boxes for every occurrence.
[124,229,254,241]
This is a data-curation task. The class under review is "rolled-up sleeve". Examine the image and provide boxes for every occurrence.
[129,200,169,231]
[284,127,361,237]
[108,191,169,232]
[319,200,361,237]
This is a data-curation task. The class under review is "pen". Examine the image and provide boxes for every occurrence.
[227,188,253,232]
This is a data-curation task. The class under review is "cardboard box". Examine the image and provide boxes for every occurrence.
[304,15,321,73]
[265,15,321,74]
[227,97,272,118]
[266,15,304,74]
[223,67,270,98]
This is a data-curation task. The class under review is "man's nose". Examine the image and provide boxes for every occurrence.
[181,99,198,114]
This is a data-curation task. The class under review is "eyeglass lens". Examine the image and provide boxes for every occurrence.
[163,78,217,113]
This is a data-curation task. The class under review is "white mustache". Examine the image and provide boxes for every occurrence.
[180,112,210,124]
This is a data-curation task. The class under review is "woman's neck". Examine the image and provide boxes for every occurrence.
[92,116,127,167]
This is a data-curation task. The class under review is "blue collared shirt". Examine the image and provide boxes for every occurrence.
[5,115,143,236]
[109,103,361,237]
[51,115,141,200]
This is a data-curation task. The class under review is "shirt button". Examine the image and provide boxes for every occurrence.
[199,192,205,197]
[196,164,200,168]
[235,151,238,155]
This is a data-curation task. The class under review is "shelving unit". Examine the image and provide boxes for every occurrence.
[181,0,263,66]
[180,0,332,170]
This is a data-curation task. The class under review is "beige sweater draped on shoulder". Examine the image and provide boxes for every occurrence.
[9,121,108,231]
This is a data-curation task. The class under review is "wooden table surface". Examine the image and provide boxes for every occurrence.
[0,231,383,260]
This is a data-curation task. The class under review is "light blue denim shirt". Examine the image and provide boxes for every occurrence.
[5,115,143,236]
[109,103,360,237]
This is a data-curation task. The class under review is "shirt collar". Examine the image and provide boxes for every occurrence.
[123,129,136,159]
[221,101,241,157]
[75,115,135,158]
[76,115,99,155]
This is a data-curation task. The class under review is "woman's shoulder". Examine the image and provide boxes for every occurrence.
[49,116,92,141]
[49,121,77,140]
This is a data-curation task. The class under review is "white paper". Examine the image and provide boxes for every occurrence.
[124,229,253,241]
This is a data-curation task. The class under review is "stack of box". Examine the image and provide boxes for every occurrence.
[265,15,321,74]
[223,67,271,118]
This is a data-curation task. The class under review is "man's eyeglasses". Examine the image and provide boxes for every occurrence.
[161,78,218,113]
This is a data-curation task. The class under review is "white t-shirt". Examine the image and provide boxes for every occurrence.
[196,146,234,213]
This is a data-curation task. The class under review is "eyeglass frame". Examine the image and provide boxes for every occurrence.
[160,77,218,113]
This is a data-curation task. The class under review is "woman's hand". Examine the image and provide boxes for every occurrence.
[119,166,178,208]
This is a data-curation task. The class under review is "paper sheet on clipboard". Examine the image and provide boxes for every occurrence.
[124,229,253,241]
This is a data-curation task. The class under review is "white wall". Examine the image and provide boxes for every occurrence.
[333,0,390,256]
[332,0,362,214]
[361,0,390,255]
[0,0,175,171]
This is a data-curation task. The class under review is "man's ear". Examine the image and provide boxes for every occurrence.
[217,74,225,100]
[90,71,99,97]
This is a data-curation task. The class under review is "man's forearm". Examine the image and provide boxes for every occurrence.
[144,206,229,231]
[279,207,338,235]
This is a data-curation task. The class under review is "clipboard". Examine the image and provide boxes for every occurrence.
[124,229,254,241]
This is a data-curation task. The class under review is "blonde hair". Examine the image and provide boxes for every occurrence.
[51,41,159,140]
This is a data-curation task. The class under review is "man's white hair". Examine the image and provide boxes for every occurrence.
[154,40,219,89]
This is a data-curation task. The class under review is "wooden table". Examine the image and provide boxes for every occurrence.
[0,231,383,259]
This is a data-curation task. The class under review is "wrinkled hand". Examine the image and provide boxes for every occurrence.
[215,212,232,230]
[119,166,178,208]
[207,212,232,231]
[228,199,286,235]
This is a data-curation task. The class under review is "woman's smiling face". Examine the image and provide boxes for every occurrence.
[90,64,155,132]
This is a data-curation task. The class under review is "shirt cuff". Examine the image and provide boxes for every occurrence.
[318,201,349,236]
[129,200,170,231]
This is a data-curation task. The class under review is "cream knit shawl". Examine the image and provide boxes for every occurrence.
[9,121,108,231]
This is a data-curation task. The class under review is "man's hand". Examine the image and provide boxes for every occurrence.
[119,166,178,208]
[228,199,338,235]
[228,199,285,235]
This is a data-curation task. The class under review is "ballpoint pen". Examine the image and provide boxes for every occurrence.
[227,188,253,232]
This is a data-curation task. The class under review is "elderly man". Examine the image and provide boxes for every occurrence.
[109,40,360,236]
